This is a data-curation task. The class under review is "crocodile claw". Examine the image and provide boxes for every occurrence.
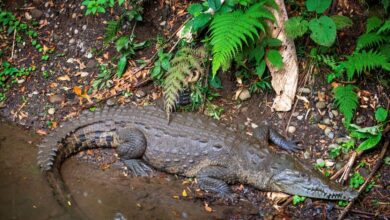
[123,159,154,177]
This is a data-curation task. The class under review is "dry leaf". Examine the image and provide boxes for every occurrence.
[36,129,48,135]
[58,75,71,81]
[103,52,109,60]
[182,190,187,197]
[73,86,82,96]
[317,124,327,130]
[204,203,213,212]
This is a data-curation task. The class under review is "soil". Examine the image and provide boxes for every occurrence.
[0,0,389,219]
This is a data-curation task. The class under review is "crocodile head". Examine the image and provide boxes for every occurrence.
[269,153,358,201]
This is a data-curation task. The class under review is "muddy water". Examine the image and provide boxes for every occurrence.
[0,122,260,220]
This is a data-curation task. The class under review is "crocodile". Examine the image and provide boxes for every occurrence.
[37,106,357,217]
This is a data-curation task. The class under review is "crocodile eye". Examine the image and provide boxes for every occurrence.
[213,144,223,150]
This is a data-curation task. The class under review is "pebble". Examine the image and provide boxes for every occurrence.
[324,127,334,139]
[30,9,43,19]
[310,112,322,123]
[69,38,75,44]
[86,60,97,69]
[135,90,146,99]
[79,72,89,77]
[47,108,55,115]
[106,99,115,106]
[316,158,325,166]
[85,52,93,59]
[355,115,366,125]
[287,126,296,133]
[331,110,339,117]
[74,29,79,35]
[239,89,251,101]
[82,25,87,31]
[114,212,127,220]
[328,143,339,149]
[297,115,304,120]
[322,117,331,125]
[49,94,65,104]
[160,21,166,26]
[316,101,327,109]
[336,137,350,144]
[298,87,311,94]
[292,112,299,117]
[303,151,311,159]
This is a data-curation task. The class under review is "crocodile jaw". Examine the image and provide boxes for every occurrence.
[271,169,357,201]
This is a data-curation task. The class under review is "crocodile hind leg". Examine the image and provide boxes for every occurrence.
[253,124,302,152]
[116,128,154,176]
[196,166,237,199]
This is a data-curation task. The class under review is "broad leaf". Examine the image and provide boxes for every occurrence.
[375,107,388,122]
[356,134,382,151]
[309,16,337,47]
[285,17,309,39]
[366,16,382,33]
[188,3,203,16]
[349,124,381,135]
[305,0,332,14]
[191,13,212,32]
[267,49,283,69]
[116,56,127,78]
[331,15,353,30]
[208,0,222,11]
[115,36,129,52]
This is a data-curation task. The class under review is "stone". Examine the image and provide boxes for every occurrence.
[47,108,55,115]
[355,115,366,125]
[238,89,251,101]
[324,127,334,139]
[106,99,115,106]
[322,117,331,125]
[82,25,87,31]
[331,110,339,117]
[30,9,43,19]
[287,126,296,133]
[69,38,75,44]
[135,90,146,99]
[316,101,326,109]
[297,115,304,120]
[48,94,65,104]
[86,60,97,69]
[303,151,311,159]
[298,87,311,94]
[310,112,322,123]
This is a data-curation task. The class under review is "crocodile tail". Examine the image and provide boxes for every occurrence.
[45,169,89,219]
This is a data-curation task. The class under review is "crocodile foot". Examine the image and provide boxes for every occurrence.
[123,159,154,176]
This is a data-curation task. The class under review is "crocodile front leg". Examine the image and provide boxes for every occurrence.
[116,128,154,176]
[253,124,302,152]
[196,166,237,198]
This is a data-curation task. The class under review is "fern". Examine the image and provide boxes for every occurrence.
[210,2,275,75]
[104,20,120,43]
[355,33,388,51]
[377,19,390,34]
[342,50,389,80]
[333,85,358,124]
[163,47,207,119]
[316,54,338,70]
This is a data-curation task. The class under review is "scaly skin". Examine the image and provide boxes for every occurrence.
[37,106,357,217]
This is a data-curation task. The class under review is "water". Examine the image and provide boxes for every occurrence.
[0,122,259,220]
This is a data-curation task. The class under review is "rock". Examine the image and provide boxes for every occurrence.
[331,110,339,117]
[106,99,115,106]
[298,87,311,94]
[324,127,334,139]
[82,25,87,31]
[86,60,97,69]
[134,90,146,99]
[160,21,166,26]
[48,94,65,104]
[74,29,79,34]
[238,89,251,101]
[322,117,331,125]
[30,9,43,19]
[316,101,326,109]
[287,126,296,133]
[47,108,55,115]
[297,115,304,120]
[355,115,366,125]
[69,38,75,44]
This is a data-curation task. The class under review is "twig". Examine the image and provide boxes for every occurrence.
[11,30,17,60]
[339,151,358,184]
[337,139,389,220]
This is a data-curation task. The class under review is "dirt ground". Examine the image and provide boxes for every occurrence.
[0,0,389,219]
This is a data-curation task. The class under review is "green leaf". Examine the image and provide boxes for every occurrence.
[292,195,306,205]
[349,124,381,135]
[331,15,353,30]
[266,38,283,47]
[366,17,382,33]
[188,3,203,16]
[267,49,283,69]
[191,13,212,32]
[375,107,388,122]
[356,134,382,151]
[255,60,266,78]
[118,0,125,6]
[115,36,129,52]
[116,56,127,78]
[208,0,222,11]
[309,16,337,47]
[209,74,223,89]
[305,0,332,14]
[285,17,309,39]
[349,172,365,189]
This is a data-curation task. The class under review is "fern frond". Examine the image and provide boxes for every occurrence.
[366,16,382,33]
[104,20,120,43]
[333,85,358,124]
[356,33,388,51]
[342,50,389,80]
[210,2,275,75]
[163,47,207,119]
[377,19,390,34]
[316,54,338,70]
